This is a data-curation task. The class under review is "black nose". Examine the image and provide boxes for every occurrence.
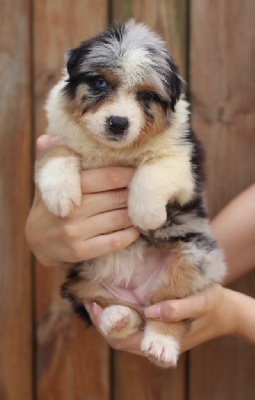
[108,116,129,135]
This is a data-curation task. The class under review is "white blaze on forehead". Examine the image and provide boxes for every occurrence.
[119,48,166,93]
[81,20,172,99]
[116,22,170,94]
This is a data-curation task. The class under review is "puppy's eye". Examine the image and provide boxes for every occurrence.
[140,91,154,101]
[95,77,107,89]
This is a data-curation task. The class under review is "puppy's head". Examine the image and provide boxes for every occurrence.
[62,20,184,147]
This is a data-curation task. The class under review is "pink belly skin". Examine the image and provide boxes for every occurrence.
[102,249,172,310]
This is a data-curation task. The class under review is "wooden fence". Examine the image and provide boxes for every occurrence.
[0,0,254,399]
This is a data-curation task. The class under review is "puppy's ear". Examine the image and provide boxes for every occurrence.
[64,46,84,78]
[169,73,185,112]
[165,58,185,111]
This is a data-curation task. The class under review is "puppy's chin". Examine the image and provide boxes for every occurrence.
[85,128,140,149]
[93,134,135,149]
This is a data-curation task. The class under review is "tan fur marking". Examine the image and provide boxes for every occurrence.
[36,145,81,170]
[100,69,120,88]
[148,243,200,305]
[136,105,168,145]
[146,319,188,342]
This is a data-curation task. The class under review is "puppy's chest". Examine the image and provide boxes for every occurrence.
[80,150,141,170]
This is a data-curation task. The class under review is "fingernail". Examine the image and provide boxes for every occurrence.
[145,304,161,319]
[84,302,91,313]
[92,302,98,317]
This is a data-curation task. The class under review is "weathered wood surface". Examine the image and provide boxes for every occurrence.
[190,0,255,399]
[0,0,33,399]
[0,0,254,398]
[33,1,111,399]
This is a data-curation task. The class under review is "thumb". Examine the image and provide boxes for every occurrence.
[36,134,61,158]
[145,292,208,323]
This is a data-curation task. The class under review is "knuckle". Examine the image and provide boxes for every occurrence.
[112,210,128,228]
[199,292,209,312]
[111,189,127,205]
[62,222,77,239]
[164,302,178,319]
[110,233,124,251]
[105,169,121,187]
[69,243,83,261]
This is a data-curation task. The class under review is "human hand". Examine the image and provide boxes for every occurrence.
[25,135,139,267]
[85,284,238,355]
[145,284,237,352]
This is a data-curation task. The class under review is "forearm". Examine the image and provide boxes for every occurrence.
[227,288,255,344]
[211,184,255,285]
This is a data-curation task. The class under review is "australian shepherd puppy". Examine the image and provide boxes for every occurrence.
[35,20,226,367]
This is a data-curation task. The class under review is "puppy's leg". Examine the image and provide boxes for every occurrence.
[144,239,226,367]
[141,319,187,368]
[128,156,195,231]
[62,266,144,335]
[100,305,142,339]
[35,145,82,217]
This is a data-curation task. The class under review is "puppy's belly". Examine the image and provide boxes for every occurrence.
[102,249,172,309]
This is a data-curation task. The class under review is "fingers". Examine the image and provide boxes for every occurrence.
[81,167,135,193]
[145,290,213,323]
[66,209,132,240]
[84,302,103,327]
[36,134,61,157]
[63,226,140,262]
[69,189,128,219]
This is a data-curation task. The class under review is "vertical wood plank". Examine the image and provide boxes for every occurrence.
[190,0,255,399]
[112,0,189,79]
[33,1,110,399]
[111,1,188,399]
[0,0,33,399]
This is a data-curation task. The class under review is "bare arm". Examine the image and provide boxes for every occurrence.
[211,184,255,284]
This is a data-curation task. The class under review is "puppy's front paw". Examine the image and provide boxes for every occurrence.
[141,331,180,368]
[128,197,167,231]
[100,305,141,339]
[36,156,81,217]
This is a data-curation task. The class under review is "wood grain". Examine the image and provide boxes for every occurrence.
[0,0,33,399]
[111,1,188,398]
[190,0,255,399]
[112,0,189,80]
[33,1,110,399]
[1,0,253,397]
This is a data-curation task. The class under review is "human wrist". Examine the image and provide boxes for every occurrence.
[220,288,240,336]
[227,289,255,343]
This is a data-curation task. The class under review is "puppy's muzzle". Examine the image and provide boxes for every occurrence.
[108,116,129,136]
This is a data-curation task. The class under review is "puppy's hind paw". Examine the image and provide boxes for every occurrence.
[100,305,142,339]
[141,331,180,368]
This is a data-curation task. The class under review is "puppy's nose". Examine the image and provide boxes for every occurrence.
[108,116,129,135]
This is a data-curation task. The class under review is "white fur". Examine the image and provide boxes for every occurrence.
[36,156,81,217]
[82,90,145,147]
[141,326,180,368]
[100,305,141,339]
[128,149,195,230]
[81,239,147,288]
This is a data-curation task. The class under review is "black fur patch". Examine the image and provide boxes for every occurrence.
[61,265,92,326]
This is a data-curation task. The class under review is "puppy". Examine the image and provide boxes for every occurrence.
[35,20,226,368]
